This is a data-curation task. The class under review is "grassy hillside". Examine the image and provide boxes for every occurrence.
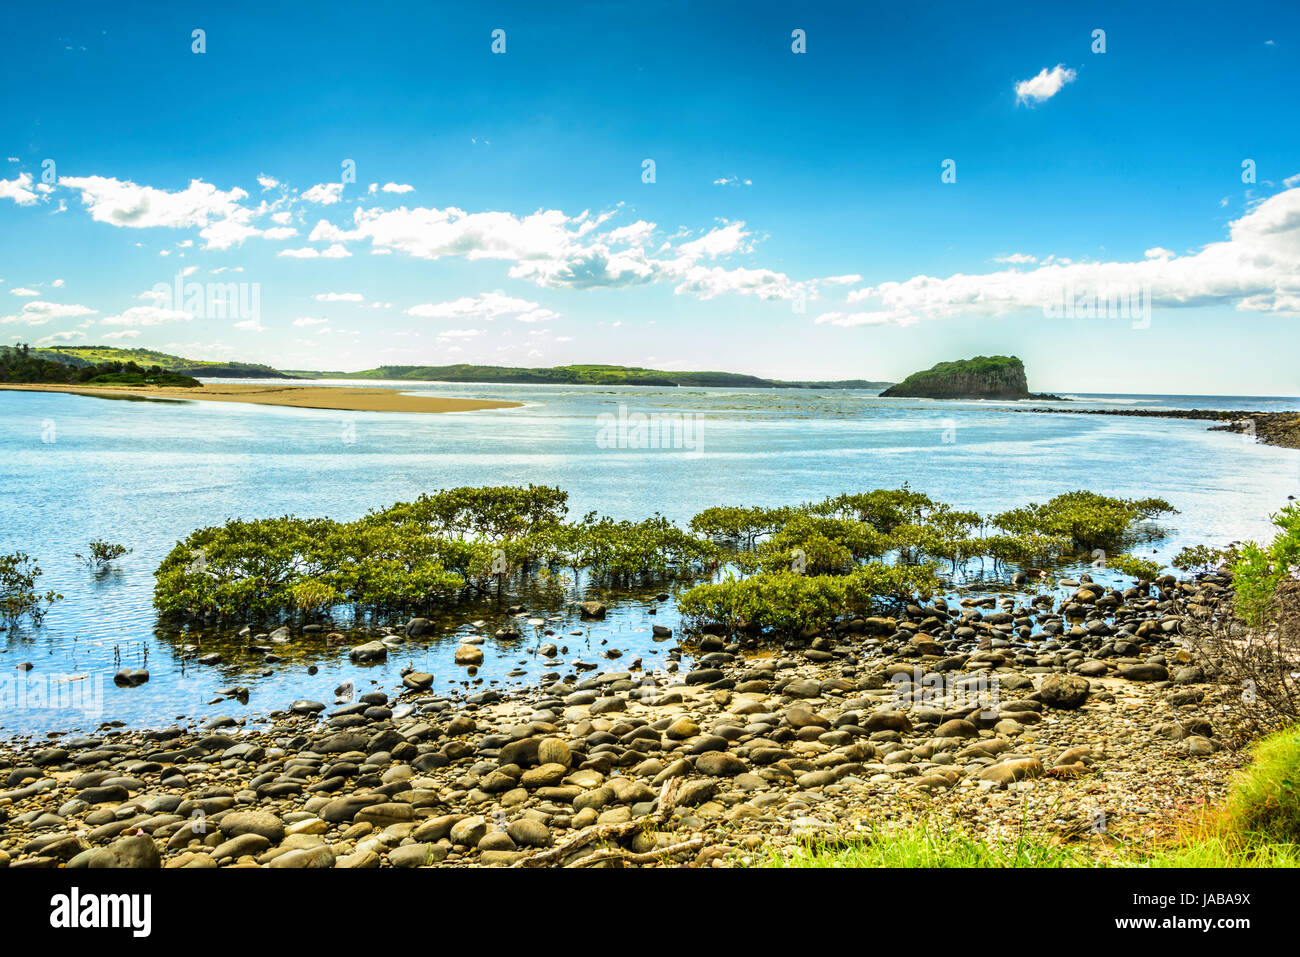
[35,346,297,379]
[2,344,201,388]
[292,363,892,389]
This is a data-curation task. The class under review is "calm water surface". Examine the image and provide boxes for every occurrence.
[1,381,1297,738]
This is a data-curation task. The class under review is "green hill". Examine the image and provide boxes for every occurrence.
[35,346,298,379]
[291,363,892,389]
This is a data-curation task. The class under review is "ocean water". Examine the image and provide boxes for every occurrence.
[0,380,1297,739]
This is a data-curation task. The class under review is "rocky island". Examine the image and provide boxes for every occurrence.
[881,356,1059,400]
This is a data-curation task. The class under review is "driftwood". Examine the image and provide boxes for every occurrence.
[568,837,704,867]
[512,776,687,868]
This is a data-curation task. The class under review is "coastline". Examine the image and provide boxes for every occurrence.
[0,382,523,415]
[0,573,1245,869]
[1021,406,1300,449]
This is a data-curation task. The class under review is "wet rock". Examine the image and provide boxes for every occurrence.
[1039,674,1090,709]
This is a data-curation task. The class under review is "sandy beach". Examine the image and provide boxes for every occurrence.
[0,382,523,414]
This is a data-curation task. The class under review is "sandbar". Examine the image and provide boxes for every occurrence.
[0,382,523,414]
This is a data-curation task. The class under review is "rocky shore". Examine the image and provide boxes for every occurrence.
[0,574,1245,869]
[1023,407,1300,450]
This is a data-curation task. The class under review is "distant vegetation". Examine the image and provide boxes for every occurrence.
[295,362,892,389]
[32,344,296,379]
[1,344,201,388]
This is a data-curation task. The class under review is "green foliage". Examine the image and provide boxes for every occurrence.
[76,539,132,569]
[0,552,61,626]
[1172,543,1239,573]
[761,825,1093,868]
[1,343,200,387]
[1108,553,1163,581]
[366,484,569,542]
[678,564,937,637]
[154,486,717,620]
[740,516,889,575]
[87,370,201,387]
[1230,505,1300,627]
[1223,722,1300,843]
[689,505,803,546]
[810,487,935,532]
[993,490,1176,550]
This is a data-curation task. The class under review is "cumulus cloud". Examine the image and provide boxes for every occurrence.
[0,173,39,205]
[1015,64,1077,105]
[314,292,364,302]
[0,300,97,326]
[9,287,40,297]
[821,185,1300,327]
[58,175,286,250]
[302,182,344,205]
[101,330,141,340]
[293,316,328,327]
[406,291,559,322]
[278,244,351,259]
[380,182,414,193]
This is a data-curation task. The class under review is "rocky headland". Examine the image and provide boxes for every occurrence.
[880,356,1061,401]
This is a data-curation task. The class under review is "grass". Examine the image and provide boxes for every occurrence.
[759,724,1300,868]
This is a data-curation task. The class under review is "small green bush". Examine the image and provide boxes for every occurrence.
[0,552,61,626]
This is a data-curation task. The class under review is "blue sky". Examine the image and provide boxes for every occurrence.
[1,0,1297,394]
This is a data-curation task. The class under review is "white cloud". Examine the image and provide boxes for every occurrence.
[302,182,344,205]
[9,287,40,297]
[436,328,482,339]
[257,174,279,191]
[314,292,364,302]
[35,331,82,344]
[278,244,351,259]
[1015,64,1077,105]
[995,253,1038,264]
[101,330,141,341]
[380,182,414,193]
[293,316,328,327]
[824,184,1300,326]
[0,300,97,326]
[57,175,283,251]
[234,319,264,332]
[0,173,40,205]
[406,291,559,322]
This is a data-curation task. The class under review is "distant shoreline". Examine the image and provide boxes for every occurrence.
[0,382,523,415]
[1021,406,1300,450]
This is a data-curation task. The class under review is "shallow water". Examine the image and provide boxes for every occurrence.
[1,381,1296,739]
